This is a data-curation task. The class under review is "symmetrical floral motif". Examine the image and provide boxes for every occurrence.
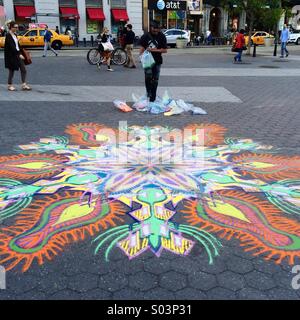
[0,123,299,272]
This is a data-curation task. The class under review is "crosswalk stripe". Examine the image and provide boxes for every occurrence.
[161,68,300,77]
[0,85,242,103]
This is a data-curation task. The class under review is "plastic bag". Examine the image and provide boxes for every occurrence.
[141,50,155,69]
[113,100,133,112]
[102,42,114,51]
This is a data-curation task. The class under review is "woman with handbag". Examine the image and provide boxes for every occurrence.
[4,21,31,91]
[233,29,245,63]
[97,27,114,72]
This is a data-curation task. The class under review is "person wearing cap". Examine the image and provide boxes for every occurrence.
[124,24,136,68]
[139,20,167,102]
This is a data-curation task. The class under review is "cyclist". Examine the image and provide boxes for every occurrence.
[97,27,114,72]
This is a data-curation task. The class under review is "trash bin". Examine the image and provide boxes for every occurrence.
[264,37,274,47]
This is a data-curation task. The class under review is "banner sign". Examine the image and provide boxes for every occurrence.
[148,0,187,11]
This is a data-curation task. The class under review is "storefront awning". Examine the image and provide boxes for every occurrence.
[111,9,129,22]
[60,7,80,19]
[15,6,36,19]
[87,8,105,21]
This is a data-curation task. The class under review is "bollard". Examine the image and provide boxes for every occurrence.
[273,40,277,57]
[253,44,257,57]
[83,37,86,47]
[75,36,79,47]
[91,35,94,47]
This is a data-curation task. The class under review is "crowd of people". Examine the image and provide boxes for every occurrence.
[1,19,292,98]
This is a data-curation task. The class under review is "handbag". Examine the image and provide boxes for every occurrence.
[20,48,32,65]
[102,42,114,52]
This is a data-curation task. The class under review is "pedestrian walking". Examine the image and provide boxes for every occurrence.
[65,26,72,37]
[233,29,245,63]
[139,20,167,103]
[97,27,114,72]
[4,21,31,91]
[280,24,290,58]
[55,26,60,34]
[124,24,136,68]
[43,25,58,57]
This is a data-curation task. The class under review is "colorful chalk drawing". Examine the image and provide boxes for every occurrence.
[0,123,300,272]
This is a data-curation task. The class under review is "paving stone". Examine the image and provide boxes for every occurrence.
[207,287,236,300]
[37,273,69,294]
[113,288,145,300]
[267,288,299,300]
[129,272,158,291]
[245,271,277,290]
[144,258,172,275]
[226,256,254,274]
[79,288,112,300]
[98,273,128,292]
[217,271,246,291]
[237,288,269,300]
[159,271,187,292]
[175,288,207,300]
[253,259,282,274]
[170,257,200,275]
[273,270,295,289]
[68,273,99,293]
[188,271,217,291]
[143,288,175,300]
[50,289,82,300]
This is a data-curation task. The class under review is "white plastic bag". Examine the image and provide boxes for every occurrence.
[102,42,114,51]
[141,50,155,69]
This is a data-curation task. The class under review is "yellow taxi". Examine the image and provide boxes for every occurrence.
[245,31,274,46]
[0,28,74,49]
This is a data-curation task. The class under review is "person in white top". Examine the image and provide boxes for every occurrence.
[4,21,31,91]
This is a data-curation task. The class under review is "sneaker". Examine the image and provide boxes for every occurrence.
[107,68,114,72]
[286,53,289,58]
[55,53,58,57]
[22,84,32,91]
[8,85,16,91]
[130,65,137,69]
[280,56,284,58]
[97,63,101,70]
[42,55,46,57]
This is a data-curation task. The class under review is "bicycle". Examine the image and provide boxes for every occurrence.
[87,40,128,66]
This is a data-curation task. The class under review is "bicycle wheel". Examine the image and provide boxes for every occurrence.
[111,48,128,65]
[87,48,101,65]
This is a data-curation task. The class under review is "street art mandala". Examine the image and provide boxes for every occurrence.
[0,123,300,272]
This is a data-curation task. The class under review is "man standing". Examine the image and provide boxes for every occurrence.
[43,26,58,57]
[280,24,290,58]
[124,24,136,68]
[139,20,167,103]
[55,26,60,34]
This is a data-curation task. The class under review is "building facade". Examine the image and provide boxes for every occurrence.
[0,0,143,40]
[143,0,247,38]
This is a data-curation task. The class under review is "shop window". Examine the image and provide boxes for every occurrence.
[111,0,126,8]
[86,0,103,7]
[59,0,77,7]
[87,20,103,34]
[13,0,34,4]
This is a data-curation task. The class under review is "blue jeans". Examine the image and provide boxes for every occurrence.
[281,42,289,56]
[234,49,242,62]
[144,64,161,102]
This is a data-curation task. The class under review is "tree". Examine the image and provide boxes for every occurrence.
[223,0,282,54]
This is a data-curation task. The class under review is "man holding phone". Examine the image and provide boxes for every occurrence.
[139,20,168,103]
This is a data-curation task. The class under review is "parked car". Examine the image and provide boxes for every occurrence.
[245,31,274,46]
[288,30,300,45]
[164,29,190,48]
[0,28,74,49]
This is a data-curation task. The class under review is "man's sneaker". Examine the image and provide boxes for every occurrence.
[107,68,114,72]
[130,65,137,69]
[286,53,289,57]
[280,55,284,58]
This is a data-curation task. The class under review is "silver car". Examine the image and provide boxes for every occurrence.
[164,29,190,47]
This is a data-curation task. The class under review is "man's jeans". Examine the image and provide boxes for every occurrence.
[144,64,161,102]
[234,49,243,62]
[43,41,58,57]
[281,42,289,57]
